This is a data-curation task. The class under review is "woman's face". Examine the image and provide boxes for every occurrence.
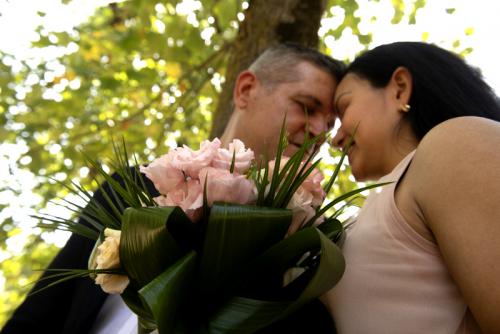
[332,72,416,181]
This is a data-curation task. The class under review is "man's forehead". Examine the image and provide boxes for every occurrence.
[266,61,336,88]
[296,60,337,81]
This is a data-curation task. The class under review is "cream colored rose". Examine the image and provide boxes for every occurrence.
[95,272,130,294]
[96,228,121,269]
[95,228,130,294]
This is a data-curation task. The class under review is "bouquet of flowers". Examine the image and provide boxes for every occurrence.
[34,125,387,333]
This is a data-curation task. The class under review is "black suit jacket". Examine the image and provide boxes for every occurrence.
[2,169,336,333]
[1,169,156,334]
[1,233,109,334]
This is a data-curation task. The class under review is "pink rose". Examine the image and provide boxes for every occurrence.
[285,187,324,237]
[286,204,316,237]
[266,157,290,178]
[154,179,203,222]
[199,167,257,206]
[170,139,221,178]
[140,152,185,195]
[212,139,255,174]
[301,168,326,207]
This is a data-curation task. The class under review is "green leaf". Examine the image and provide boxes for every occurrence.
[264,116,288,205]
[275,157,322,208]
[230,148,236,174]
[33,213,99,240]
[313,181,393,223]
[208,227,345,333]
[27,268,121,296]
[121,287,157,330]
[198,203,292,302]
[120,207,189,287]
[272,134,323,208]
[209,297,289,334]
[316,218,343,240]
[139,251,197,334]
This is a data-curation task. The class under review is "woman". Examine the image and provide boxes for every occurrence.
[322,42,500,333]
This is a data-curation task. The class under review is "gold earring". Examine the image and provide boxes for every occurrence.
[401,104,411,112]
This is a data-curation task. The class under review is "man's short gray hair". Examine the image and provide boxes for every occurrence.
[248,43,346,87]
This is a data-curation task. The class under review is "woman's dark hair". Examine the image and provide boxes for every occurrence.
[347,42,500,140]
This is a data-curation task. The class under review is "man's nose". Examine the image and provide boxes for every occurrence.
[307,113,329,137]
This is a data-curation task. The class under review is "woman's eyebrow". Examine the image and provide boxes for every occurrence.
[334,91,351,113]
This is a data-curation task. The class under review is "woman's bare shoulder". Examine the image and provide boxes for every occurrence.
[413,116,500,170]
[407,118,500,333]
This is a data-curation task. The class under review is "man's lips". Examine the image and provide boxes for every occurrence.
[289,141,318,155]
[289,141,304,151]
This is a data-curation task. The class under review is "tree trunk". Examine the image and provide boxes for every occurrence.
[209,0,327,139]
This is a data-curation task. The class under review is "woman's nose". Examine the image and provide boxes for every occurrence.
[331,126,345,148]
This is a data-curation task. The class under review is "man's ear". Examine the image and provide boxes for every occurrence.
[390,66,413,106]
[233,70,259,109]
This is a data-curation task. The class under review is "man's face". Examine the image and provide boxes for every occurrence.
[237,61,338,159]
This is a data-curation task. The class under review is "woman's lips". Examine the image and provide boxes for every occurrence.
[345,143,355,160]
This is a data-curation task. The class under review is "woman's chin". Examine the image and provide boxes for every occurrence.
[349,162,367,182]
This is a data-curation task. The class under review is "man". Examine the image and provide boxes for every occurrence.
[2,43,345,334]
[222,44,343,159]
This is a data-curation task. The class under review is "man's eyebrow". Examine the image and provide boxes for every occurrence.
[334,91,351,113]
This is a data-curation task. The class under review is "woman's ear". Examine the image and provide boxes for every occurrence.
[233,70,259,109]
[390,66,413,107]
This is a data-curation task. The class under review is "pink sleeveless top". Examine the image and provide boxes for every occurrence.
[322,151,481,333]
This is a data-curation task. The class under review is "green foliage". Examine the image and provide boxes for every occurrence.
[2,0,436,204]
[1,0,241,205]
[0,233,59,325]
[320,0,428,56]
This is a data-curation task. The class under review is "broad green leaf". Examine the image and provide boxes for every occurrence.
[139,251,197,334]
[122,287,157,330]
[316,218,343,240]
[198,203,292,302]
[120,207,189,287]
[208,227,345,333]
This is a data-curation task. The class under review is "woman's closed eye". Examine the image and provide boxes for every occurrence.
[334,92,351,121]
[337,105,346,120]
